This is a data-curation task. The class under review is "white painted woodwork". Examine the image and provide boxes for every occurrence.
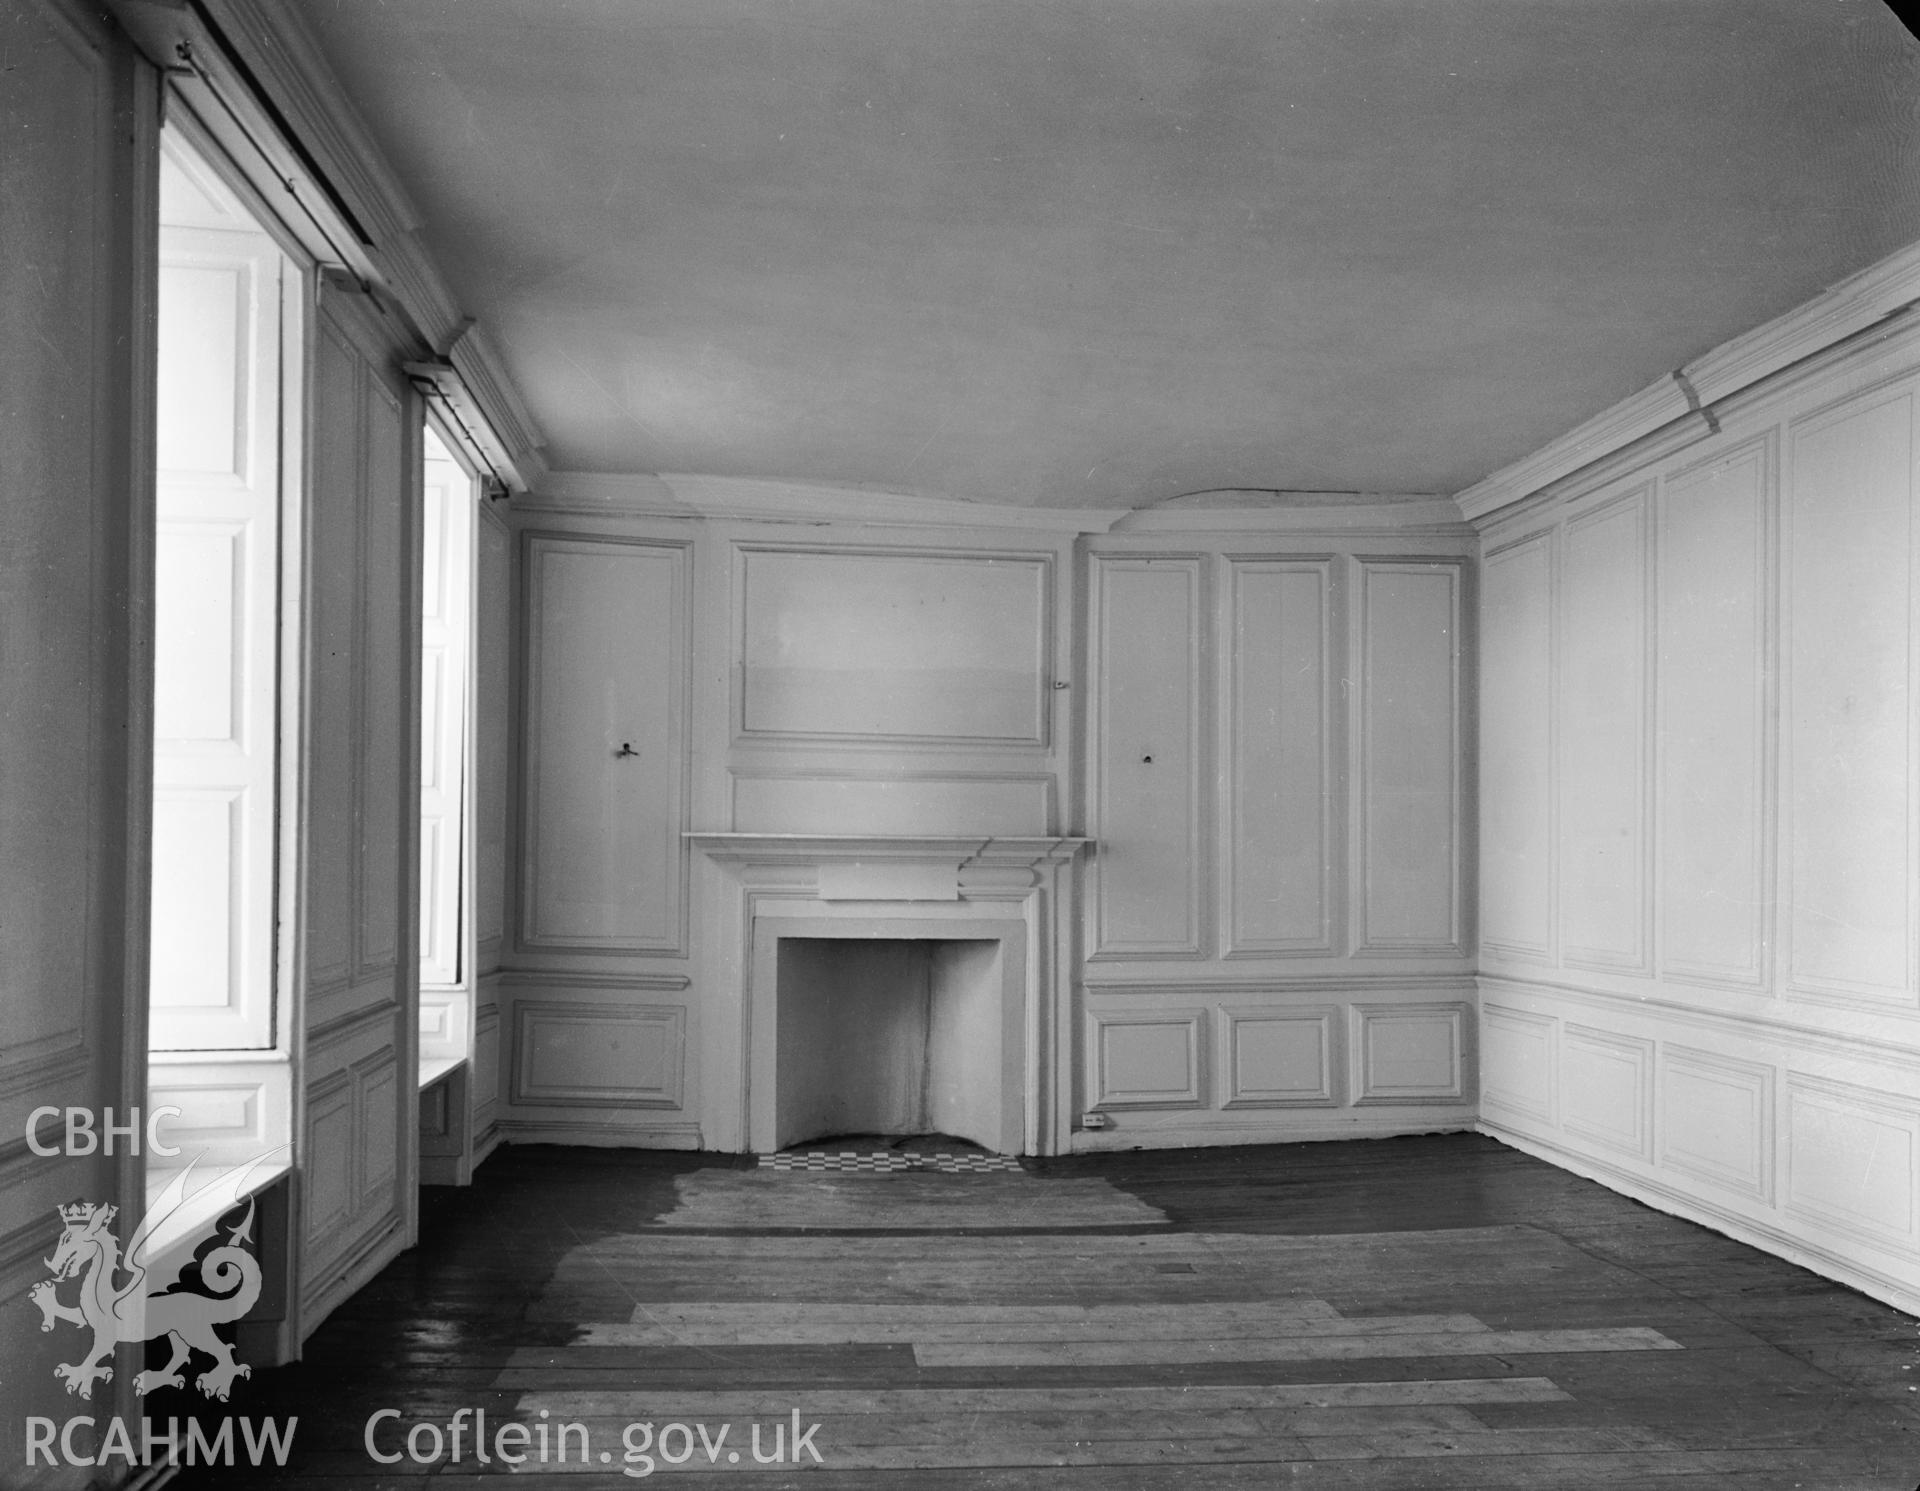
[732,774,1049,836]
[149,207,284,1049]
[1784,386,1915,1005]
[1353,1003,1466,1103]
[1658,1046,1774,1204]
[1091,558,1204,958]
[1783,1073,1920,1253]
[516,515,1467,1154]
[521,534,688,953]
[1560,1025,1653,1162]
[1220,1009,1337,1107]
[1088,1009,1206,1109]
[1476,325,1920,1317]
[1356,562,1462,953]
[296,279,419,1339]
[0,4,150,1468]
[1656,442,1770,989]
[419,429,473,988]
[738,549,1048,743]
[1479,1005,1555,1125]
[1076,536,1471,1149]
[514,1001,686,1107]
[1557,491,1648,972]
[1226,562,1333,955]
[475,992,504,1142]
[1478,536,1553,959]
[304,319,355,990]
[692,837,1067,1154]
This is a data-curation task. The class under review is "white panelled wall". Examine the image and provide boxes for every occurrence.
[492,500,1479,1156]
[1080,532,1476,1146]
[1476,313,1920,1316]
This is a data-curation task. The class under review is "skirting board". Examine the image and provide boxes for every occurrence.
[1479,1120,1920,1320]
[495,1119,703,1150]
[1071,1114,1477,1153]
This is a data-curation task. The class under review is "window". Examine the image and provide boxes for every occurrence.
[419,422,476,996]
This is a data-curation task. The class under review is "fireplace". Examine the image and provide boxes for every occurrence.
[770,930,1018,1151]
[687,834,1089,1156]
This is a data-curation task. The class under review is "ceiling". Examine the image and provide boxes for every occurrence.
[302,0,1920,510]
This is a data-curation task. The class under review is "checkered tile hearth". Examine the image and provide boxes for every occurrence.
[757,1150,1024,1173]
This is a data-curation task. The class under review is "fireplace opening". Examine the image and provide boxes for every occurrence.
[774,937,1006,1153]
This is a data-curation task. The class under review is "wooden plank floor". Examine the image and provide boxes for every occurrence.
[159,1135,1920,1488]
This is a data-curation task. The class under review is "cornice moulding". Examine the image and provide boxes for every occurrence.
[531,473,1475,537]
[1455,378,1697,524]
[530,471,1130,533]
[1108,499,1472,535]
[1458,236,1920,525]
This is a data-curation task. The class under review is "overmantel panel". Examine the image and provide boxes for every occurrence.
[732,542,1056,750]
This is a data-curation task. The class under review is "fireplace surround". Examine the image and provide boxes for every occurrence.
[686,834,1090,1155]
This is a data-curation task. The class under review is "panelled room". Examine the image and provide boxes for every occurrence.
[6,1,1920,1485]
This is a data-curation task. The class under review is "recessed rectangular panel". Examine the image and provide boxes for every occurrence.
[418,994,457,1046]
[1480,1005,1555,1123]
[1479,537,1553,958]
[1559,494,1648,970]
[420,473,450,622]
[359,1053,399,1206]
[524,537,687,951]
[1785,1074,1919,1248]
[420,646,446,790]
[146,1082,266,1149]
[304,1080,354,1247]
[515,1001,686,1107]
[1786,389,1914,1003]
[1228,563,1331,954]
[1223,1008,1335,1106]
[476,518,511,953]
[149,791,239,1010]
[1563,1025,1653,1160]
[1093,558,1202,956]
[1660,1046,1773,1202]
[305,322,360,992]
[356,375,406,976]
[154,523,243,744]
[1658,448,1769,988]
[1358,565,1460,951]
[156,261,243,477]
[475,1007,502,1122]
[1355,1004,1465,1103]
[1089,1009,1204,1107]
[740,550,1047,742]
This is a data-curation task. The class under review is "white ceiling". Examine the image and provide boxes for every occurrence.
[302,0,1920,510]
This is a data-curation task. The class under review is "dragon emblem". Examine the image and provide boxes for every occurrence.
[28,1148,289,1402]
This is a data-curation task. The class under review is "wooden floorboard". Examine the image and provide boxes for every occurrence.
[151,1134,1920,1487]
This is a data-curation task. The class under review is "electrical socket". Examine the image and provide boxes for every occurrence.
[1080,1111,1109,1129]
